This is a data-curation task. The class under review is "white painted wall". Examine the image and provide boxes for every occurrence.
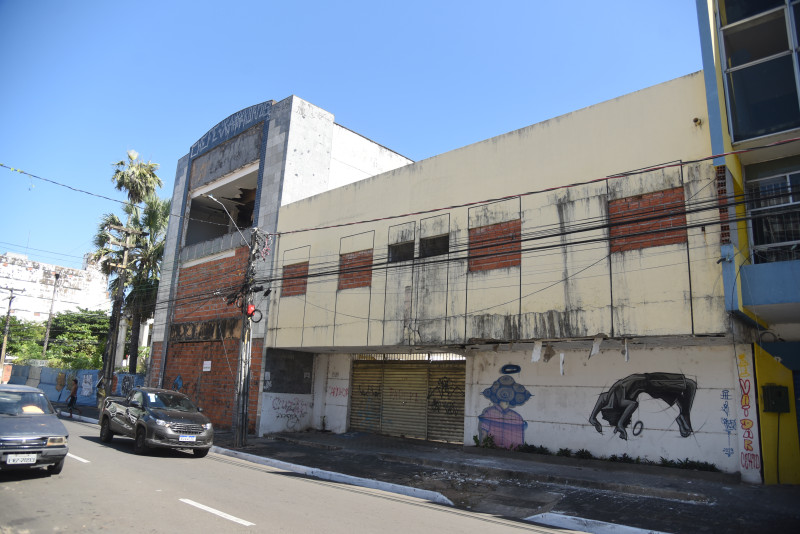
[0,252,110,323]
[464,342,749,475]
[259,392,313,434]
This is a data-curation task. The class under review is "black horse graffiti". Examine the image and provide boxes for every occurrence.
[589,372,697,440]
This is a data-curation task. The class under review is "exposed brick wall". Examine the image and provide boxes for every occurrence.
[338,250,373,290]
[173,247,249,323]
[608,187,688,253]
[161,337,262,432]
[468,219,522,272]
[155,245,262,431]
[716,166,731,245]
[281,261,309,297]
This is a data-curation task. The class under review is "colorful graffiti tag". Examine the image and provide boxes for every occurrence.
[478,375,532,449]
[737,353,761,473]
[589,372,697,440]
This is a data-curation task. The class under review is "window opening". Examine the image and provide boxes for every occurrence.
[748,169,800,263]
[185,169,258,247]
[388,241,414,263]
[718,1,800,141]
[419,234,449,258]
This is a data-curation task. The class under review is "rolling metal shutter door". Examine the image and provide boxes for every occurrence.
[426,362,465,442]
[381,362,428,439]
[350,361,383,433]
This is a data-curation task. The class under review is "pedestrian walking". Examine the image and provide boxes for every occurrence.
[67,378,82,418]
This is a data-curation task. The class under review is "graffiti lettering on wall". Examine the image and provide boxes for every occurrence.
[358,385,380,398]
[737,353,761,471]
[478,375,532,449]
[120,375,135,397]
[328,386,349,398]
[720,389,735,457]
[589,372,696,440]
[272,397,310,429]
[169,318,240,343]
[428,377,464,416]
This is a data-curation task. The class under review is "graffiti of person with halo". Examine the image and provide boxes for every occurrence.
[478,375,532,449]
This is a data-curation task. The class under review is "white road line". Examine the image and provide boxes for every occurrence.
[179,498,255,527]
[67,453,90,463]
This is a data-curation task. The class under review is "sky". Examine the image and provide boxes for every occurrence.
[0,0,704,270]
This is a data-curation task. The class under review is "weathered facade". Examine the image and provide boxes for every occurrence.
[152,2,800,484]
[0,252,110,322]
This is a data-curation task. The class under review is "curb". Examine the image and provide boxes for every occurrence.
[210,446,454,507]
[57,411,99,425]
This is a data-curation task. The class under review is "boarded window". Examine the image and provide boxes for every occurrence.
[468,220,521,272]
[262,350,313,394]
[388,241,414,263]
[282,261,309,297]
[420,234,449,258]
[339,249,373,290]
[608,187,688,253]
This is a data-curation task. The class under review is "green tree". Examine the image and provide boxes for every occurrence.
[112,150,163,205]
[93,195,170,374]
[14,309,109,370]
[3,316,45,360]
[94,150,164,376]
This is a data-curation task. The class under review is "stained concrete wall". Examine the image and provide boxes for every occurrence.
[270,73,726,349]
[0,253,110,323]
[463,342,748,475]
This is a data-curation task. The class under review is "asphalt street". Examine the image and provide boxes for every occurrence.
[1,418,571,534]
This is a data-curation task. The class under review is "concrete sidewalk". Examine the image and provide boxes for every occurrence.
[57,402,800,533]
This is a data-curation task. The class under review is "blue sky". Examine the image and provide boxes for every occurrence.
[0,1,703,270]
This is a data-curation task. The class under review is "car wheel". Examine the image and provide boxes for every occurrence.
[193,448,210,458]
[134,427,148,455]
[99,417,114,443]
[47,458,65,475]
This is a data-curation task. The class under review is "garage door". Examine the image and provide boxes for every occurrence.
[350,356,465,443]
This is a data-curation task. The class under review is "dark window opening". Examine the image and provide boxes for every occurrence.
[185,170,258,247]
[719,1,800,141]
[388,241,414,263]
[419,234,449,258]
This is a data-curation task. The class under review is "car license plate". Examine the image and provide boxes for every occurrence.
[179,435,196,442]
[7,453,37,464]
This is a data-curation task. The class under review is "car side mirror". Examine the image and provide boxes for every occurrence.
[129,400,141,408]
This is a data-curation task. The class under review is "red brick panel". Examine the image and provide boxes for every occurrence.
[281,261,309,297]
[608,187,688,253]
[162,336,263,432]
[338,249,373,290]
[468,219,522,272]
[173,246,249,323]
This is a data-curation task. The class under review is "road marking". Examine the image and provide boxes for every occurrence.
[179,498,255,527]
[67,453,90,463]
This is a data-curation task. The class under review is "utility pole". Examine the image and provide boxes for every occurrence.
[1,288,24,370]
[41,273,61,358]
[101,224,141,400]
[232,228,262,448]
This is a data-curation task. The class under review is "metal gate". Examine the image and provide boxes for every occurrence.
[349,355,465,443]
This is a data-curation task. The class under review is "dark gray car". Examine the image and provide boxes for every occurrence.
[0,384,69,475]
[100,387,213,457]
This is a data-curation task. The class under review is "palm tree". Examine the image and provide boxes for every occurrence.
[93,195,170,373]
[95,150,165,375]
[112,150,162,205]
